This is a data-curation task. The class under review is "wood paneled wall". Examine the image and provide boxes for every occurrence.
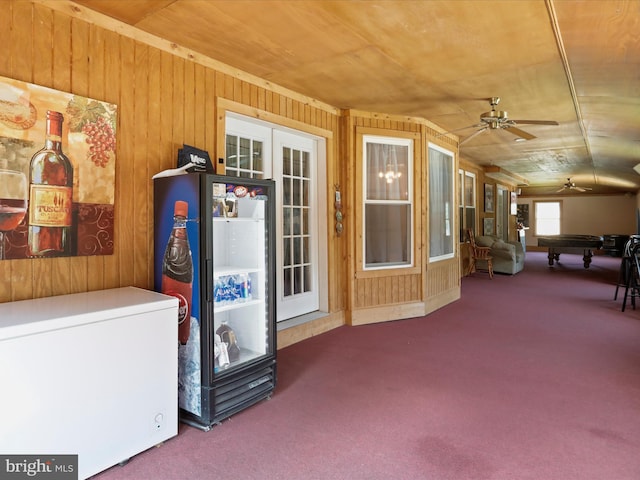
[0,1,345,312]
[344,111,461,325]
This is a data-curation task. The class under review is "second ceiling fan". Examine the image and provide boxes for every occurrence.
[453,97,559,145]
[556,178,592,193]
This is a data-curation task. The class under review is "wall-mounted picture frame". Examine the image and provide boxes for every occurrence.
[484,183,494,213]
[0,74,117,260]
[516,204,530,227]
[483,217,494,236]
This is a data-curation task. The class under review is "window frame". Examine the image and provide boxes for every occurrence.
[355,128,421,277]
[459,169,477,241]
[534,200,562,236]
[428,143,456,262]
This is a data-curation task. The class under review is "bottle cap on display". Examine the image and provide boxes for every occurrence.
[174,200,188,217]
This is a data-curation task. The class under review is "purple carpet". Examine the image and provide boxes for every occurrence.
[93,252,640,479]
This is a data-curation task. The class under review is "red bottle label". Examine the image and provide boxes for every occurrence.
[162,275,192,345]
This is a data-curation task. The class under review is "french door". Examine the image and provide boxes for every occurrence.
[225,115,322,322]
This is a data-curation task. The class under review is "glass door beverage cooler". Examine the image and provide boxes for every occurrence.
[154,173,276,430]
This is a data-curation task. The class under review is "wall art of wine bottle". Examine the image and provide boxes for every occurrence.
[0,74,117,260]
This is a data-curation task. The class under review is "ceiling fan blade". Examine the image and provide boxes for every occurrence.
[459,127,488,145]
[556,186,567,192]
[510,120,559,126]
[504,126,536,140]
[574,187,587,192]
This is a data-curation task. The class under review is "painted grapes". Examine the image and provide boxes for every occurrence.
[82,116,116,167]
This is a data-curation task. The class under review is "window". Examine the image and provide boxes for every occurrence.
[459,170,476,241]
[225,132,267,179]
[429,144,455,261]
[535,201,561,235]
[363,135,413,269]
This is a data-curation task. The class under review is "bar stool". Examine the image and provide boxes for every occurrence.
[621,240,640,312]
[614,236,640,302]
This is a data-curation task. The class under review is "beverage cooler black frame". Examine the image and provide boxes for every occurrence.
[154,173,276,430]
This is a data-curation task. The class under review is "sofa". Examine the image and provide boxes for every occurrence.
[475,235,525,275]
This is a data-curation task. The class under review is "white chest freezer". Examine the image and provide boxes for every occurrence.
[0,287,178,479]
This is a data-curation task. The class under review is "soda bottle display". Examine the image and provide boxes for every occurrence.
[28,110,74,257]
[161,200,193,345]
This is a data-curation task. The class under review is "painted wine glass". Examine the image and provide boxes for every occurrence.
[0,169,28,260]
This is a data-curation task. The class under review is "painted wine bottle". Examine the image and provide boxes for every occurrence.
[161,200,193,345]
[28,110,74,257]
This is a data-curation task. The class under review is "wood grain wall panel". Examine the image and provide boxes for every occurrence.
[270,93,280,117]
[233,78,243,103]
[133,42,150,289]
[248,83,258,109]
[10,2,31,85]
[204,67,217,170]
[426,260,459,297]
[182,61,195,147]
[221,73,233,100]
[33,5,53,85]
[159,49,175,170]
[193,64,206,150]
[118,35,135,288]
[264,89,273,114]
[145,47,161,288]
[171,56,186,148]
[241,80,251,107]
[353,274,421,309]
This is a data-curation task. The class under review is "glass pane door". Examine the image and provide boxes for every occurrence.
[211,182,271,373]
[274,130,319,320]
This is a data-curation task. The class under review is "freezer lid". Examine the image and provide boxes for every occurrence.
[0,287,178,341]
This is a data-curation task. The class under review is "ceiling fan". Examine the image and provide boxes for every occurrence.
[444,97,559,145]
[556,178,592,193]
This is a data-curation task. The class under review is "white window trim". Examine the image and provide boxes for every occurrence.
[459,169,476,241]
[534,200,562,236]
[362,134,414,271]
[428,143,455,262]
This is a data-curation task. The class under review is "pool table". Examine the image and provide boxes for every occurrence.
[537,234,604,268]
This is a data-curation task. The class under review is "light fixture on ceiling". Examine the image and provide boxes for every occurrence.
[633,163,640,175]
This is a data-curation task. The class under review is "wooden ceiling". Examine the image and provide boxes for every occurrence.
[72,0,640,195]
